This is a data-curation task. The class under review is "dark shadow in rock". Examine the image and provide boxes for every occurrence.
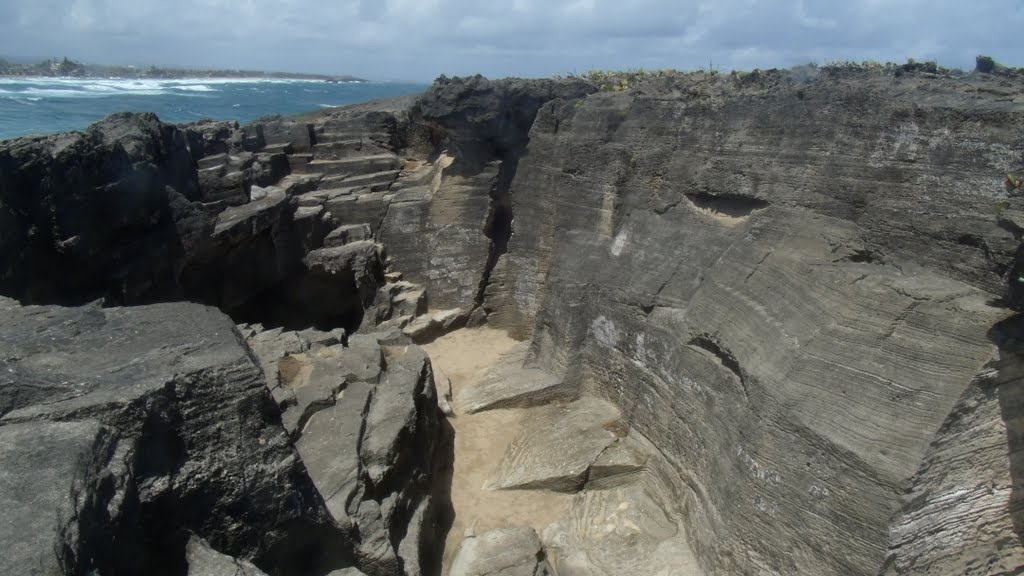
[426,417,457,576]
[685,191,769,218]
[255,518,356,576]
[229,272,367,334]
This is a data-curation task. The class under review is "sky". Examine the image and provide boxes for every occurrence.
[2,0,1023,82]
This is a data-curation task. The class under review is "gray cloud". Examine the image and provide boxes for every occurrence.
[2,0,1022,81]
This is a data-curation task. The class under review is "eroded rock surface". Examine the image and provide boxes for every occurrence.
[4,66,1024,576]
[490,398,622,492]
[243,326,449,576]
[0,299,349,575]
[456,342,573,414]
[449,527,552,576]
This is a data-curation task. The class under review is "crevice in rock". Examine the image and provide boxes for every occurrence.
[685,191,769,218]
[472,156,518,313]
[688,333,750,401]
[837,247,885,265]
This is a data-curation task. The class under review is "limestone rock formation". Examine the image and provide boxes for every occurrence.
[456,342,573,414]
[0,298,349,575]
[449,527,552,576]
[243,326,449,576]
[3,65,1024,576]
[490,398,623,492]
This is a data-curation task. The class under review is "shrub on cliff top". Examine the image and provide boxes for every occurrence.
[976,55,997,73]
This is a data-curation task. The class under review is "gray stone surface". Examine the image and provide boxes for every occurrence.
[0,300,345,575]
[0,420,114,576]
[449,527,552,576]
[297,379,376,521]
[882,320,1024,575]
[6,68,1024,576]
[248,325,445,576]
[185,536,269,576]
[491,398,622,492]
[402,308,469,343]
[540,431,704,576]
[457,342,573,414]
[326,569,371,576]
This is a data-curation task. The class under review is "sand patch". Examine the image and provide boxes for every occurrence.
[423,328,575,574]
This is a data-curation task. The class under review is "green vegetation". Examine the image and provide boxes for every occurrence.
[554,55,1021,94]
[976,55,997,73]
[556,68,681,92]
[974,54,1024,76]
[995,200,1010,219]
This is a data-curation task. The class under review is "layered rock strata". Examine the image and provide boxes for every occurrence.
[2,65,1024,576]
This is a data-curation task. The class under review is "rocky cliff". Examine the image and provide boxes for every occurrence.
[1,64,1023,576]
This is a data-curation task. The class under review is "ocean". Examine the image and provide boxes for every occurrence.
[0,77,427,140]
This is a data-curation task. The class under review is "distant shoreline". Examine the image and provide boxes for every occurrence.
[0,58,366,83]
[0,75,370,83]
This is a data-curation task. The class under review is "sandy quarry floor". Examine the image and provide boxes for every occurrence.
[423,328,576,574]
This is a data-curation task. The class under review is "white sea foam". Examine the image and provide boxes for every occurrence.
[0,76,331,99]
[172,84,217,92]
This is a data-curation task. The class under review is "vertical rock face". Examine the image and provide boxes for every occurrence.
[883,317,1024,574]
[379,76,596,314]
[407,69,1024,575]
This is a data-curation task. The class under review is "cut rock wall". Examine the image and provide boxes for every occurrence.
[422,70,1024,574]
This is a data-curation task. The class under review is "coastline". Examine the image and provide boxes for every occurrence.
[0,74,369,83]
[0,76,427,140]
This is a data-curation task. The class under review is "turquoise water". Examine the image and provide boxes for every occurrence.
[0,77,426,140]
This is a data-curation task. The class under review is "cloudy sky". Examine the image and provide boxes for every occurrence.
[2,0,1022,82]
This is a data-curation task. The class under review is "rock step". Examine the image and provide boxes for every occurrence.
[287,153,313,172]
[324,191,391,229]
[295,185,370,207]
[213,185,287,237]
[197,153,229,170]
[311,139,365,159]
[320,170,401,191]
[261,142,293,155]
[455,342,573,414]
[292,155,401,178]
[278,173,323,196]
[490,397,624,492]
[324,223,375,248]
[315,131,391,144]
[374,281,427,325]
[402,309,469,344]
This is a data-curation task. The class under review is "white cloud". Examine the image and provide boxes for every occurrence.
[1,0,1021,81]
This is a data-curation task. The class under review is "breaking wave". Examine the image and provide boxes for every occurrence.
[0,77,427,140]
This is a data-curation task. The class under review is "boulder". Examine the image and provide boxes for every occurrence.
[0,300,347,574]
[490,398,623,492]
[403,309,469,343]
[325,223,375,247]
[456,342,573,414]
[449,527,552,576]
[251,327,448,576]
